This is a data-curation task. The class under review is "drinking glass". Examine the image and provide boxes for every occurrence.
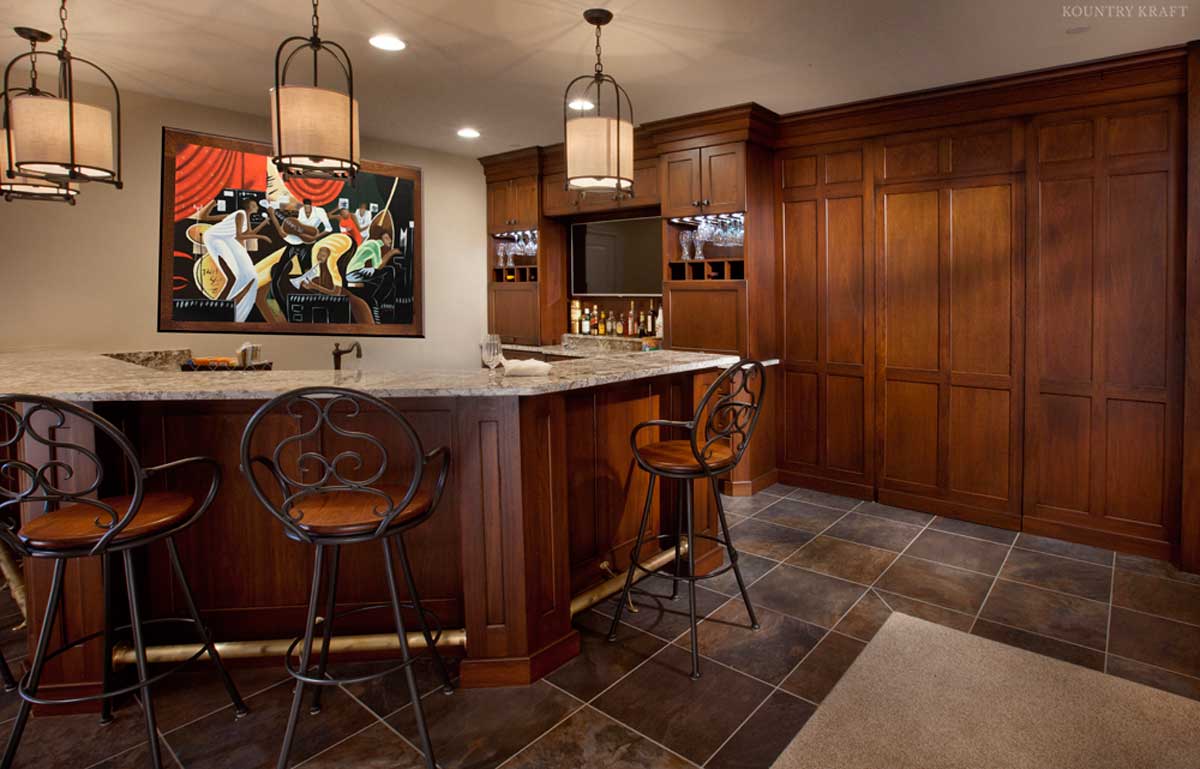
[679,230,692,260]
[481,334,503,382]
[505,242,516,268]
[496,242,506,268]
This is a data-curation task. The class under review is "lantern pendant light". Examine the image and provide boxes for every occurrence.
[563,9,634,196]
[2,2,123,203]
[271,0,359,180]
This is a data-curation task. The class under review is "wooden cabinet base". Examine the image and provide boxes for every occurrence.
[459,630,581,688]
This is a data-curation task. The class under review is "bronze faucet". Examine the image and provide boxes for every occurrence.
[332,341,362,371]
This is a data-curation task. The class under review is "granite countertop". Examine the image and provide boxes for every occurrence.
[501,343,593,359]
[0,349,740,402]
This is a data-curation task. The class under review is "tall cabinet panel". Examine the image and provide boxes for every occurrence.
[876,176,1024,528]
[1025,99,1183,557]
[776,143,875,498]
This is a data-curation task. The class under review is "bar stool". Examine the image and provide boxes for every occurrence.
[240,386,453,769]
[0,395,248,769]
[608,359,766,679]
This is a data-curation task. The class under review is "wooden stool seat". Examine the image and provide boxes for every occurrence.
[637,440,734,474]
[290,484,432,536]
[18,492,194,550]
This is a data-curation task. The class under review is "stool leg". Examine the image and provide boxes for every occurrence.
[607,473,656,642]
[711,478,759,630]
[684,481,701,680]
[310,544,341,714]
[1,558,65,769]
[278,545,325,769]
[393,536,454,694]
[123,550,164,769]
[100,552,115,724]
[0,651,14,693]
[166,538,248,716]
[382,540,437,769]
[670,483,684,601]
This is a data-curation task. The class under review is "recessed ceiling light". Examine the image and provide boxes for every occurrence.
[457,127,480,139]
[369,34,407,51]
[567,98,594,111]
[1065,25,1090,34]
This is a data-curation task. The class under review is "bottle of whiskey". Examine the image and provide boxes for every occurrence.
[616,312,625,337]
[581,306,590,335]
[592,305,600,335]
[598,310,606,336]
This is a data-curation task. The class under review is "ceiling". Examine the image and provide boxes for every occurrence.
[1,0,1197,157]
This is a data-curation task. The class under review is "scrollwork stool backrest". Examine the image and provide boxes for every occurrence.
[691,360,767,475]
[239,386,428,543]
[0,394,145,555]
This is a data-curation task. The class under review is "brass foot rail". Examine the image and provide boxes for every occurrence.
[112,542,687,667]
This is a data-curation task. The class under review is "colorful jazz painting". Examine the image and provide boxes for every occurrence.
[158,128,423,337]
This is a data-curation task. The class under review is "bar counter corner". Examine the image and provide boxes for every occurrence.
[0,348,747,700]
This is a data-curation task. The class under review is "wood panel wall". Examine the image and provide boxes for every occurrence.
[774,69,1190,560]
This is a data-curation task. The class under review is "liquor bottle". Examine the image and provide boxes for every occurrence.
[646,303,655,336]
[592,305,600,335]
[638,310,646,337]
[616,312,625,337]
[581,306,590,335]
[598,310,606,336]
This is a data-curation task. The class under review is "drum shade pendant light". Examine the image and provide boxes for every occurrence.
[2,3,123,203]
[563,9,633,196]
[271,0,359,180]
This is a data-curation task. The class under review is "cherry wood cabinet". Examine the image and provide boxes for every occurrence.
[662,281,746,355]
[1023,99,1184,558]
[875,176,1025,529]
[541,159,660,217]
[488,175,538,233]
[659,142,747,217]
[488,283,540,345]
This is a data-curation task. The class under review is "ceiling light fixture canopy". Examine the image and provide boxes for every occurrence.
[563,8,633,196]
[271,0,359,180]
[2,2,123,204]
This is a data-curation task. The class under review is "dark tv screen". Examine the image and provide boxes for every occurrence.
[570,217,662,296]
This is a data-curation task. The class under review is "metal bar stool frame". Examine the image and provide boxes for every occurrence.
[0,395,248,769]
[607,360,767,679]
[239,386,454,769]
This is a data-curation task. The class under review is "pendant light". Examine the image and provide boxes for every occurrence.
[2,3,123,201]
[563,9,633,196]
[271,0,359,180]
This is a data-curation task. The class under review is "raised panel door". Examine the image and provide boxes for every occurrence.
[877,178,1023,527]
[487,180,512,233]
[489,284,539,345]
[776,142,873,498]
[659,149,701,218]
[1024,100,1182,558]
[700,142,746,214]
[511,175,539,230]
[542,173,578,217]
[621,160,661,208]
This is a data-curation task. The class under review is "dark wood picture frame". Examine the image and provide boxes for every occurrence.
[158,127,424,337]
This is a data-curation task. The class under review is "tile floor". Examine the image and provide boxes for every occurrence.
[3,483,1200,768]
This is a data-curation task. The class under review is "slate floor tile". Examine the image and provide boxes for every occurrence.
[747,566,865,628]
[786,536,896,585]
[780,632,865,703]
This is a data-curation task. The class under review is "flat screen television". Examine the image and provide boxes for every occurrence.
[570,217,662,297]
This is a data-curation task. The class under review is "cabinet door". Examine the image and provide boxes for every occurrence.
[487,180,512,233]
[489,284,539,344]
[876,179,1023,528]
[621,159,661,209]
[662,281,745,355]
[659,149,702,218]
[511,175,539,230]
[700,142,746,214]
[542,173,578,216]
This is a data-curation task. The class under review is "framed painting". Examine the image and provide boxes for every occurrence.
[158,127,423,337]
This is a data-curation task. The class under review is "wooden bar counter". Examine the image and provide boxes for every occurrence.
[0,349,738,700]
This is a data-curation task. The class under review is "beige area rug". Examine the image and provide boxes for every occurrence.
[772,613,1200,769]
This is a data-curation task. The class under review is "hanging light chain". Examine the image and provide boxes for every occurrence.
[58,0,69,48]
[311,0,320,40]
[594,23,603,75]
[27,36,39,91]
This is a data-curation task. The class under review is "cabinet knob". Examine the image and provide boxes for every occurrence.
[702,199,711,206]
[691,200,701,207]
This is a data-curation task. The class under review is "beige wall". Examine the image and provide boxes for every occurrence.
[0,89,487,371]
